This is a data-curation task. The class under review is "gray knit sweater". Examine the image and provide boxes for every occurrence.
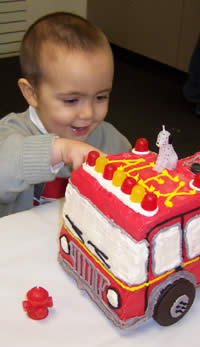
[0,109,131,217]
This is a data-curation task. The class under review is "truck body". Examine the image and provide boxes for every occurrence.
[58,150,200,328]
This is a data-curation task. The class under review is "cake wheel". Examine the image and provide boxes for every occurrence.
[153,279,195,326]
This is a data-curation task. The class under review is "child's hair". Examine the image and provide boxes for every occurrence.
[19,12,110,87]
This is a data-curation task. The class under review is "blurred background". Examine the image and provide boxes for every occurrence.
[0,0,199,158]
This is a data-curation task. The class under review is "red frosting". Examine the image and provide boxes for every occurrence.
[70,151,200,242]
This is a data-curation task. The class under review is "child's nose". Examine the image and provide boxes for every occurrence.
[79,102,94,120]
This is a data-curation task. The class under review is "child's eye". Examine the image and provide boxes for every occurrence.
[96,94,109,102]
[63,98,78,104]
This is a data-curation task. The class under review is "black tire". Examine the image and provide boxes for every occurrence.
[153,279,195,326]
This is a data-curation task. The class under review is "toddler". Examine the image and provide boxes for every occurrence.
[0,12,131,217]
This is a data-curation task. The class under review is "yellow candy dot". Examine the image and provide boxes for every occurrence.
[95,157,108,173]
[112,170,127,187]
[130,184,145,203]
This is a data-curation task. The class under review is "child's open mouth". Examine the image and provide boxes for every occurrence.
[71,125,89,135]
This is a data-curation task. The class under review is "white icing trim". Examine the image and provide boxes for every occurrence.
[132,148,150,155]
[190,179,200,191]
[83,163,158,217]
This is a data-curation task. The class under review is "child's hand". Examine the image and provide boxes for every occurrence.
[51,138,106,171]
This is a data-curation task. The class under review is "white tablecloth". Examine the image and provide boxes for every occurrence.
[0,200,200,347]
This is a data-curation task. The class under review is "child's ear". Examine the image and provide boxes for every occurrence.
[18,78,38,107]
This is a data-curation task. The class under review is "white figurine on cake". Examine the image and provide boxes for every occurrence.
[153,125,178,173]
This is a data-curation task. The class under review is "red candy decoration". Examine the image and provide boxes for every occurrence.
[121,177,137,194]
[193,173,200,188]
[23,286,53,320]
[135,138,149,152]
[103,164,116,180]
[141,192,158,211]
[87,151,100,166]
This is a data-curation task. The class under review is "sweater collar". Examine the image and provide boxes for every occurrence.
[29,106,47,134]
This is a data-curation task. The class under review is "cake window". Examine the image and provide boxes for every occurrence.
[185,215,200,259]
[152,224,182,276]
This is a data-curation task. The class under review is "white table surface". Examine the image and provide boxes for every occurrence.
[0,199,200,347]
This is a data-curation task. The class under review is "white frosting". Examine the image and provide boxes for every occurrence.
[185,215,200,259]
[63,183,149,286]
[190,179,200,191]
[152,223,182,276]
[83,163,158,217]
[132,148,149,155]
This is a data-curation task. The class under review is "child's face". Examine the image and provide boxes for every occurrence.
[33,44,114,141]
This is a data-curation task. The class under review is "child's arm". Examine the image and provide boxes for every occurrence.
[0,132,104,207]
[51,138,106,171]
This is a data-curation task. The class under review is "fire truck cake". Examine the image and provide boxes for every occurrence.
[58,127,200,329]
